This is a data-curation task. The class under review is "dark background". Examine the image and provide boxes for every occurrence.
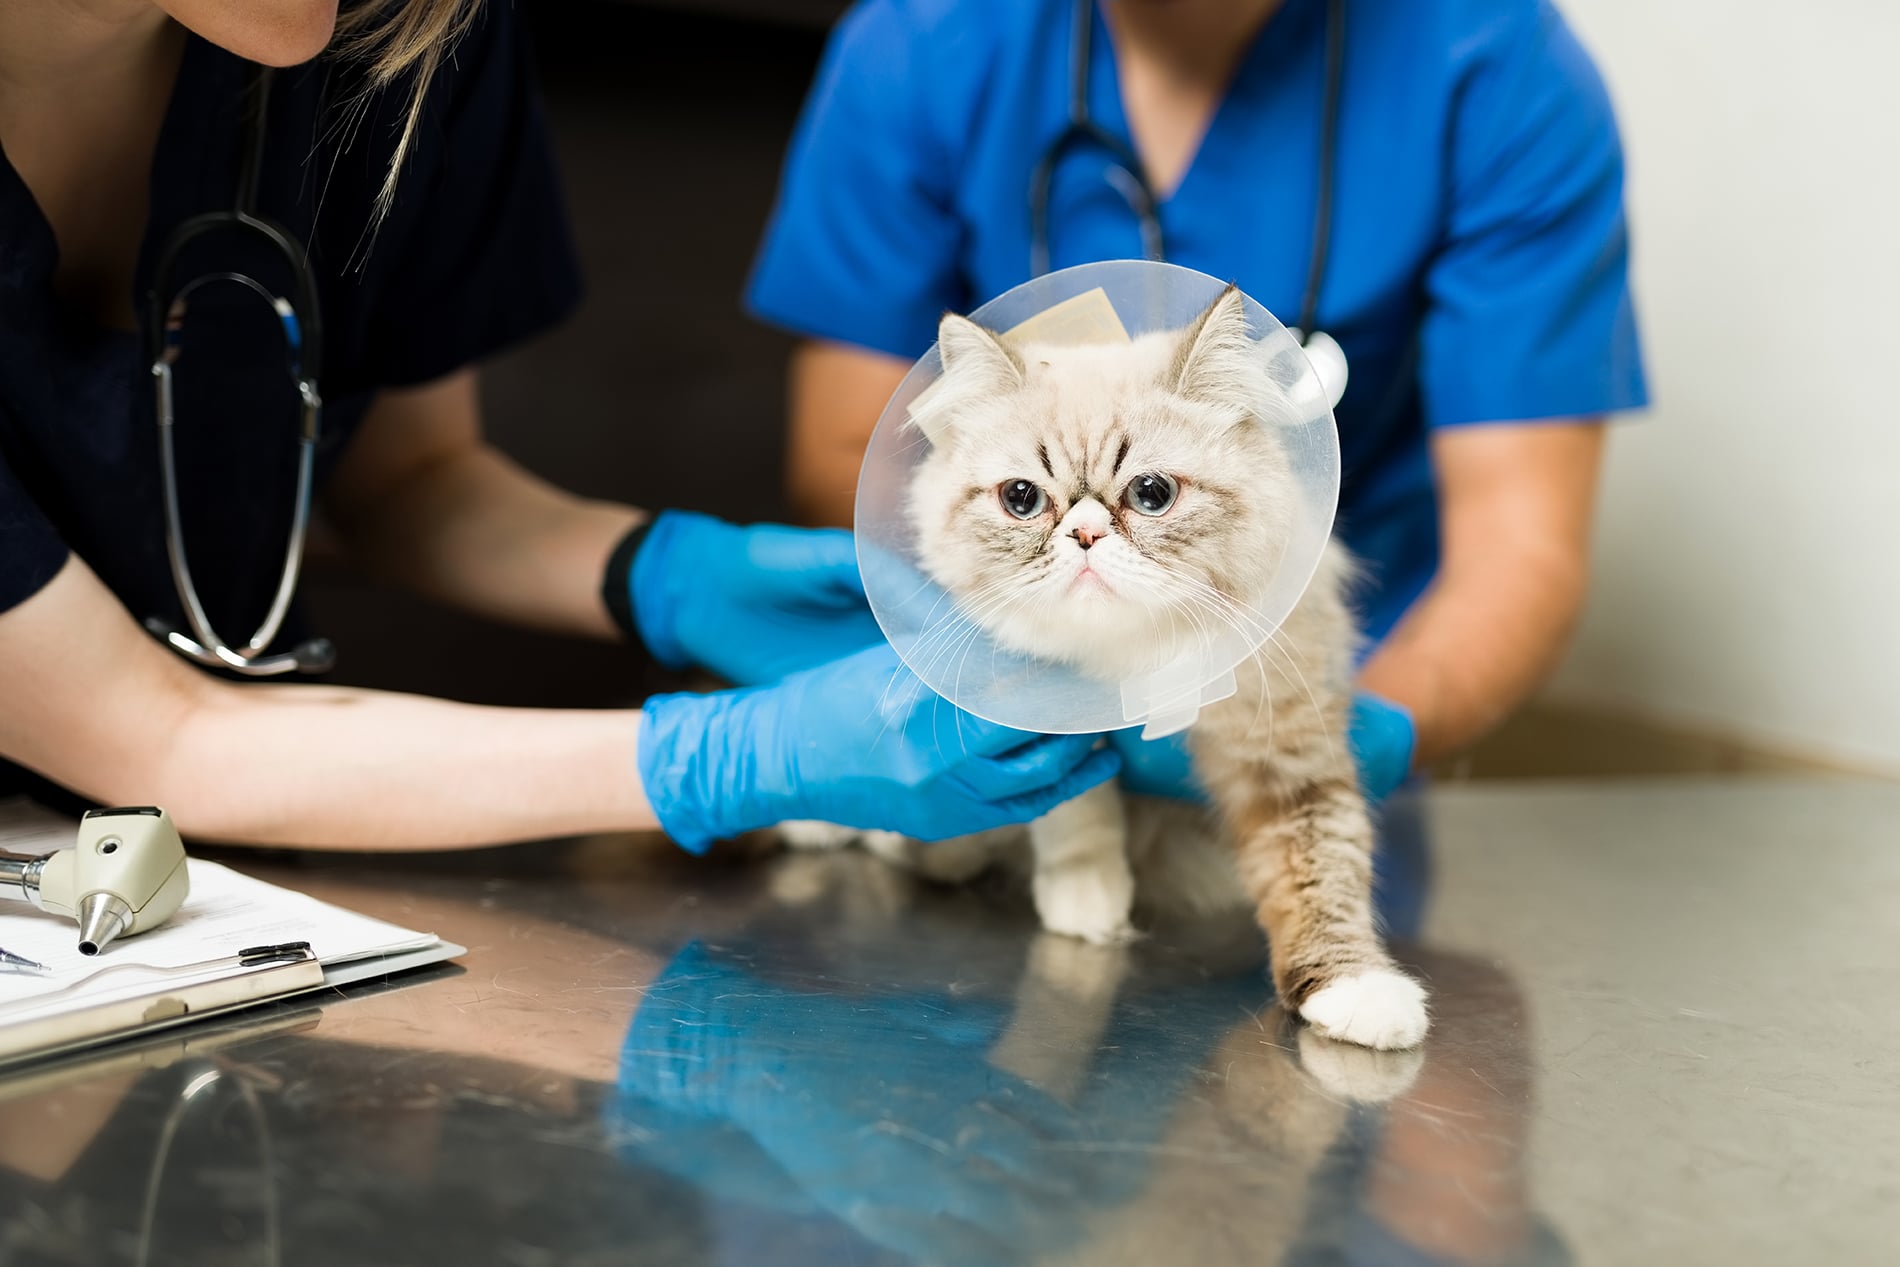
[305,1,847,707]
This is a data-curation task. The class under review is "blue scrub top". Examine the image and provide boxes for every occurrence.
[747,0,1648,643]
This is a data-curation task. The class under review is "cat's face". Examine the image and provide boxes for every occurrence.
[909,287,1299,679]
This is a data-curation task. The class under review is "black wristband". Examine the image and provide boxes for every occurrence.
[601,519,654,648]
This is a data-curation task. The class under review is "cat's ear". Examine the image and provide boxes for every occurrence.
[911,313,1025,444]
[1170,284,1266,418]
[938,312,1024,395]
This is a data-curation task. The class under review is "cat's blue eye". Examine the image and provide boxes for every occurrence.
[999,479,1049,519]
[1124,473,1179,516]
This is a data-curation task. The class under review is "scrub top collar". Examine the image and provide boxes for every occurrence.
[1075,0,1329,212]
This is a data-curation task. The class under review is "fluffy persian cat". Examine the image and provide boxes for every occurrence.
[786,286,1427,1050]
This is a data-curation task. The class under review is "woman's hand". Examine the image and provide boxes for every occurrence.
[623,510,884,685]
[636,644,1120,852]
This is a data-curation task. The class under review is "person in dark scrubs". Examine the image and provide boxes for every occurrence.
[0,0,1116,851]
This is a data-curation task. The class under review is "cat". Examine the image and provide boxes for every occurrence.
[785,285,1428,1050]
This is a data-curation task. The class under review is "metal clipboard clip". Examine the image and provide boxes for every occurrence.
[0,942,326,1068]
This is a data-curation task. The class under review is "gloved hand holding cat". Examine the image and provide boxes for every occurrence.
[637,644,1120,854]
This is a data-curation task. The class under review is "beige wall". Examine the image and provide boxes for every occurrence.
[1544,0,1900,773]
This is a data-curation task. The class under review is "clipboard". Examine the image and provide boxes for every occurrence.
[0,799,462,1070]
[0,942,328,1068]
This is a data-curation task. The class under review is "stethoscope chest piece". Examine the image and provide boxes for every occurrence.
[1296,329,1348,409]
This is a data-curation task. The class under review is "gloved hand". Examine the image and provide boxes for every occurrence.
[619,510,884,686]
[1107,690,1417,804]
[1347,691,1417,803]
[637,643,1120,853]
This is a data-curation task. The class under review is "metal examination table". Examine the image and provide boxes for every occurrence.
[1,777,1893,1266]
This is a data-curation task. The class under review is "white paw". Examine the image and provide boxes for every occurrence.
[1298,969,1430,1051]
[1296,1028,1424,1102]
[777,821,859,851]
[1033,864,1138,946]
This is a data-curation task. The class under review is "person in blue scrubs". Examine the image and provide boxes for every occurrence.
[750,0,1648,781]
[0,0,1113,851]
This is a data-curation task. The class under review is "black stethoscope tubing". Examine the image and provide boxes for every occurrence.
[1028,0,1345,347]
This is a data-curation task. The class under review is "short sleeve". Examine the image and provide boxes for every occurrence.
[0,432,69,616]
[1419,1,1648,427]
[744,0,967,358]
[358,0,584,388]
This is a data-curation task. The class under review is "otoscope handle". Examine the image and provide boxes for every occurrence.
[0,852,48,905]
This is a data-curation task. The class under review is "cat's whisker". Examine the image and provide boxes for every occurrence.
[1141,568,1283,744]
[904,587,1031,736]
[903,580,1026,682]
[1147,567,1271,664]
[910,581,1021,661]
[1262,627,1338,760]
[949,597,1026,715]
[905,574,1021,653]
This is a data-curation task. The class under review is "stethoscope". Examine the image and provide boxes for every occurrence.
[144,64,335,677]
[1028,0,1350,404]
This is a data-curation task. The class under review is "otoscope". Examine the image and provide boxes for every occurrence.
[0,807,190,958]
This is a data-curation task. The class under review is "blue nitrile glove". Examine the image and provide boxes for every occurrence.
[1107,690,1417,804]
[636,643,1121,853]
[1349,691,1417,803]
[613,510,884,686]
[1109,725,1203,802]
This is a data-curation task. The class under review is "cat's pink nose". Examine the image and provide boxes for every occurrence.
[1071,526,1104,550]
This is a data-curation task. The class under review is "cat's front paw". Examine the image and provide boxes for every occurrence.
[1033,862,1138,946]
[1298,968,1429,1050]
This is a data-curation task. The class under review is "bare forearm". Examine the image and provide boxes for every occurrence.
[787,340,909,527]
[1363,420,1606,766]
[789,446,861,529]
[147,684,657,849]
[1,560,658,851]
[1359,541,1586,765]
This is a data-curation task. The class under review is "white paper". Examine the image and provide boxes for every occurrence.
[2,801,439,1006]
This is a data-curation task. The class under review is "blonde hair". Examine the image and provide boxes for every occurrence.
[331,0,488,222]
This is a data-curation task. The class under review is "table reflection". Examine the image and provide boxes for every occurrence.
[0,801,1557,1267]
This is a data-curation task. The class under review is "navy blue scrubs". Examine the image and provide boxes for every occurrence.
[0,3,582,798]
